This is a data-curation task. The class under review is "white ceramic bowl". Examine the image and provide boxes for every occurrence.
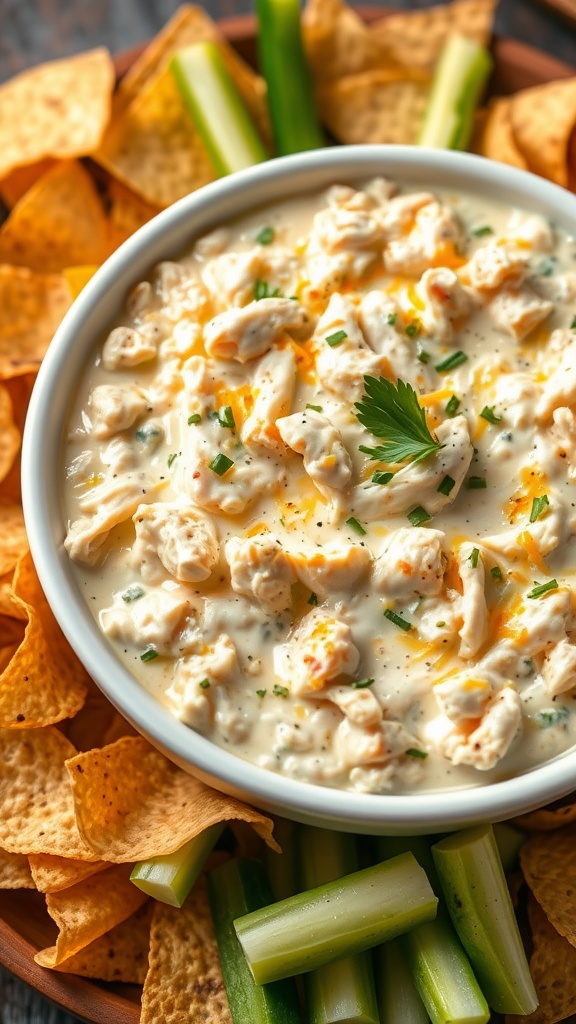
[22,145,576,834]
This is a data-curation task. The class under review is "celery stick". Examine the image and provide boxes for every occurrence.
[265,816,299,902]
[417,34,493,150]
[170,42,268,176]
[493,822,525,873]
[234,852,438,984]
[432,825,538,1015]
[376,939,430,1024]
[299,826,379,1024]
[256,0,324,155]
[208,858,301,1024]
[130,823,224,907]
[378,836,489,1024]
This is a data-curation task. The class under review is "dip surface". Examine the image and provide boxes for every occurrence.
[63,177,576,794]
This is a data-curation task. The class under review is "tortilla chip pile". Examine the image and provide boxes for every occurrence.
[3,2,576,1020]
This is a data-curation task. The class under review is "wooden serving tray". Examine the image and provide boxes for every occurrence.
[1,12,575,1024]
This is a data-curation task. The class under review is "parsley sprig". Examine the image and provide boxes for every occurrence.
[356,376,444,465]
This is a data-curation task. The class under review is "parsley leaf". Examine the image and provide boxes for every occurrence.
[356,376,444,466]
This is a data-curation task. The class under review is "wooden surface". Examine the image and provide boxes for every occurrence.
[2,0,576,1021]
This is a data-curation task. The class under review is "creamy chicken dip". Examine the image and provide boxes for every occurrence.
[63,177,576,794]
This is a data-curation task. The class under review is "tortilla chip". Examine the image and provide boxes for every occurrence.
[0,264,71,379]
[35,863,148,967]
[0,48,114,179]
[107,178,161,252]
[0,158,56,208]
[29,854,109,893]
[0,725,96,860]
[520,829,576,948]
[67,735,278,862]
[0,388,20,485]
[0,551,89,727]
[370,0,497,75]
[473,97,528,170]
[0,642,19,674]
[0,504,26,576]
[0,846,34,889]
[0,160,109,272]
[318,73,428,145]
[53,901,152,983]
[115,5,270,145]
[64,680,134,752]
[505,892,576,1024]
[513,801,576,832]
[303,0,408,84]
[141,876,231,1024]
[96,67,215,209]
[510,77,576,187]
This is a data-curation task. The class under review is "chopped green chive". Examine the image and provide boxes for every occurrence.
[436,621,446,627]
[527,579,558,599]
[141,648,159,663]
[199,678,211,689]
[346,516,367,536]
[529,494,549,523]
[407,506,431,526]
[209,453,234,476]
[167,452,178,468]
[571,315,576,330]
[217,405,235,429]
[188,413,202,425]
[306,404,323,412]
[405,748,428,758]
[535,706,569,728]
[135,424,161,442]
[480,405,502,425]
[254,280,281,300]
[325,329,348,347]
[471,225,493,237]
[384,608,412,631]
[435,351,468,373]
[467,476,487,489]
[256,689,267,698]
[387,312,398,325]
[352,677,375,689]
[490,566,504,581]
[469,547,480,568]
[273,684,289,697]
[256,226,274,245]
[308,592,318,606]
[539,256,557,277]
[445,394,461,417]
[417,346,431,364]
[437,475,455,496]
[405,322,420,338]
[372,471,394,485]
[122,584,144,603]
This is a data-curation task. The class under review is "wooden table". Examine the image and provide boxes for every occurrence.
[1,0,576,1020]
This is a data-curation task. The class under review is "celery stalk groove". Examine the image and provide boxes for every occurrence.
[170,42,268,176]
[376,939,430,1024]
[256,0,324,155]
[432,825,538,1015]
[234,852,438,984]
[298,826,379,1024]
[417,34,493,150]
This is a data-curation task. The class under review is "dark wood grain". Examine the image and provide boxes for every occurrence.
[1,2,576,1021]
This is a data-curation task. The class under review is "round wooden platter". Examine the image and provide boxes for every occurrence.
[1,12,575,1024]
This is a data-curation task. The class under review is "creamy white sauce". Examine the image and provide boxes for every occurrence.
[62,178,576,794]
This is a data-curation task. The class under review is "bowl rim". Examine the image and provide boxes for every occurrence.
[22,144,576,833]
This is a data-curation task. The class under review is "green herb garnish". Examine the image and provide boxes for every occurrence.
[217,405,235,428]
[406,322,420,338]
[273,684,289,697]
[467,476,487,489]
[372,471,394,485]
[306,403,323,413]
[469,547,480,568]
[346,516,367,536]
[352,678,375,689]
[254,280,281,300]
[535,707,569,728]
[437,475,455,495]
[480,405,502,424]
[141,648,159,663]
[527,579,558,599]
[122,584,144,603]
[471,225,493,237]
[490,566,504,581]
[435,351,468,373]
[256,689,267,698]
[407,506,431,526]
[188,413,202,425]
[199,678,211,689]
[384,608,412,631]
[167,452,178,468]
[445,394,461,417]
[209,453,234,476]
[387,312,398,326]
[529,494,549,523]
[325,329,348,347]
[308,592,318,606]
[356,376,444,465]
[256,226,274,245]
[405,748,429,758]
